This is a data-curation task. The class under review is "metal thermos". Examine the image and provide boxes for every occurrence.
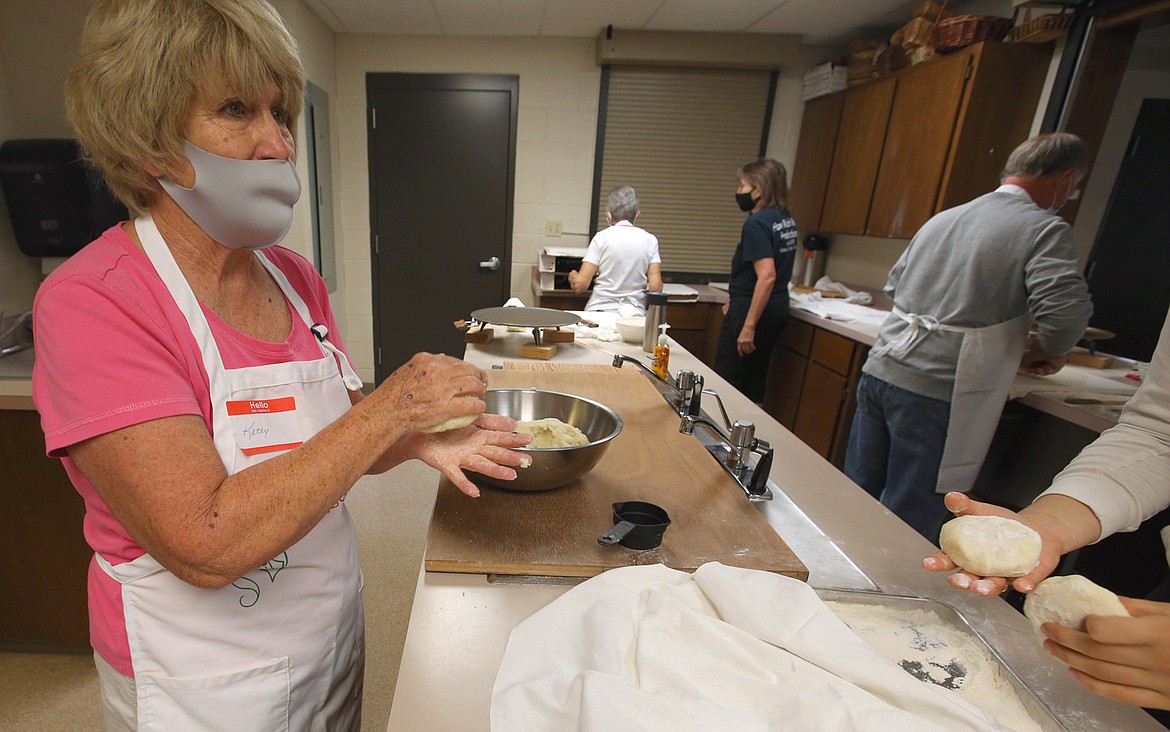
[800,234,829,287]
[643,292,669,353]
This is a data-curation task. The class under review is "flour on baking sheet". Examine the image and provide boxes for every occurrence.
[826,601,1043,732]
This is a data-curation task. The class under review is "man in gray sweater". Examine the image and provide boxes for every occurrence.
[845,133,1094,542]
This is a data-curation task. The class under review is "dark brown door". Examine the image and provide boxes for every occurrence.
[367,73,517,383]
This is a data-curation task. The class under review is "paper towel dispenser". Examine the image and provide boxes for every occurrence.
[0,138,128,257]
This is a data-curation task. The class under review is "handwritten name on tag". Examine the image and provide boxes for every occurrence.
[226,397,303,456]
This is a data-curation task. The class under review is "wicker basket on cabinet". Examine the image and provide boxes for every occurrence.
[934,15,1014,52]
[1009,6,1073,44]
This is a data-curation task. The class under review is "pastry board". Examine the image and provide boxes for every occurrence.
[424,362,808,580]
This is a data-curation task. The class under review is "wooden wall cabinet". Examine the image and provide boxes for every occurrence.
[794,41,1051,239]
[787,92,845,231]
[818,78,896,235]
[764,319,869,469]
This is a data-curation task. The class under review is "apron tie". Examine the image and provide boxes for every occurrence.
[311,324,364,392]
[871,306,943,359]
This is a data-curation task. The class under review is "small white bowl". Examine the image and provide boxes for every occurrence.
[615,316,645,343]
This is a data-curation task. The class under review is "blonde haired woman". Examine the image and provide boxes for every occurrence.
[33,1,530,728]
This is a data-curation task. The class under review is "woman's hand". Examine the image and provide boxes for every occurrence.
[370,352,488,436]
[395,414,533,497]
[737,323,756,356]
[921,492,1065,596]
[1041,597,1170,710]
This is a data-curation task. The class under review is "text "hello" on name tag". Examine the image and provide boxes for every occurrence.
[226,396,303,456]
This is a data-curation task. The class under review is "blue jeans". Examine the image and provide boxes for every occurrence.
[844,373,952,543]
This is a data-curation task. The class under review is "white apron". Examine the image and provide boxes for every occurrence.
[95,213,366,732]
[876,306,1030,495]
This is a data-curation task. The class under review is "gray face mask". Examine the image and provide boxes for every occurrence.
[158,141,301,250]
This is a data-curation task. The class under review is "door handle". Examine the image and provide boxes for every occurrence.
[479,256,501,271]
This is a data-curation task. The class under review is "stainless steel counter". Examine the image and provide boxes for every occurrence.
[386,318,1160,731]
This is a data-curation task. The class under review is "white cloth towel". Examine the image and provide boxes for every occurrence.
[814,276,874,305]
[491,563,1016,732]
[789,284,889,326]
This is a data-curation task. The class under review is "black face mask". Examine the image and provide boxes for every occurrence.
[735,191,757,212]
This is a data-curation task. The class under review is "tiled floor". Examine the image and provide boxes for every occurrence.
[0,462,438,732]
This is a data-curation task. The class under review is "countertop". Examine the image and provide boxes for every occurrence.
[385,315,1159,731]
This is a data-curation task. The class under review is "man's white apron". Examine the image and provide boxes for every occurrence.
[875,306,1031,495]
[94,213,366,731]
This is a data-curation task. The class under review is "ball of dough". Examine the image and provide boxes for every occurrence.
[515,418,589,448]
[938,515,1042,577]
[421,414,478,434]
[1024,575,1129,633]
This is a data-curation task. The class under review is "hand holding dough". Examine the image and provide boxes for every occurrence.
[1025,574,1130,634]
[421,414,478,434]
[938,515,1042,577]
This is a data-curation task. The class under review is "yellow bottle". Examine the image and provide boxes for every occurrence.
[651,323,671,379]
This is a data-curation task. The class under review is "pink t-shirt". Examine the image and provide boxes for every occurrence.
[31,224,349,676]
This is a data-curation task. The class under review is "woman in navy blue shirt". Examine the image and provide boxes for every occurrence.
[715,158,798,404]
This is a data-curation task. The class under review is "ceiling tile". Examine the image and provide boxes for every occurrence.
[540,0,662,37]
[308,0,442,34]
[645,0,788,33]
[434,0,547,35]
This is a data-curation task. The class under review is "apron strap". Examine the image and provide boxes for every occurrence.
[254,252,364,392]
[136,213,237,459]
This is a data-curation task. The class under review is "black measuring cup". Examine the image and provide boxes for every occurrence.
[597,501,671,550]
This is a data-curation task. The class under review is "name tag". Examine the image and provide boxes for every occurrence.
[226,396,303,456]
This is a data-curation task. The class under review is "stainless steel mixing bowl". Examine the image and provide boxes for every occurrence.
[472,388,623,491]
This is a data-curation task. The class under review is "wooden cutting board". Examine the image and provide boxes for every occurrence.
[424,362,808,580]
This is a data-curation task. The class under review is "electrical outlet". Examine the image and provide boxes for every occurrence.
[544,219,563,237]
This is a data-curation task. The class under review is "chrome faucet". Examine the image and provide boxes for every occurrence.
[611,354,711,418]
[680,415,774,501]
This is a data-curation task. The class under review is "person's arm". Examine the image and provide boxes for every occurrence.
[567,262,598,293]
[1025,219,1092,360]
[646,262,663,293]
[737,257,776,356]
[69,352,530,590]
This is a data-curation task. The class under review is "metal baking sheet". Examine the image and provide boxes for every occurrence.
[819,589,1064,732]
